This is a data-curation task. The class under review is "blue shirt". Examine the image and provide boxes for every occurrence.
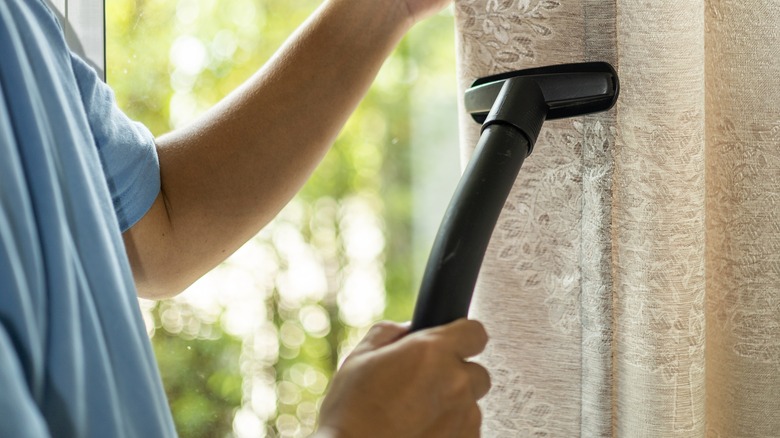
[0,0,177,436]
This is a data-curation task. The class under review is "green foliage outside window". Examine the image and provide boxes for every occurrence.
[107,1,456,436]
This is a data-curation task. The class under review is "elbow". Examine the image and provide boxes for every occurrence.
[130,261,189,300]
[134,276,186,300]
[123,229,191,300]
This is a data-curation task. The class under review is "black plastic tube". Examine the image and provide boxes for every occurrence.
[409,64,617,332]
[410,123,532,332]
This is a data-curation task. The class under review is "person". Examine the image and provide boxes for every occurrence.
[0,0,491,436]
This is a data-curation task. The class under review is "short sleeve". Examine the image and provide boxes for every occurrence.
[70,54,160,232]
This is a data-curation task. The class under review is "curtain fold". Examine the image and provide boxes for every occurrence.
[454,1,780,436]
[705,2,780,436]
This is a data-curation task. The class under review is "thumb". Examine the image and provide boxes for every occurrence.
[350,321,410,357]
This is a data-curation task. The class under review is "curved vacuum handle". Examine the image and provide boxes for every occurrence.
[410,62,619,332]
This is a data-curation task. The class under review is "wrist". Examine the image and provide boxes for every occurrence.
[326,0,414,41]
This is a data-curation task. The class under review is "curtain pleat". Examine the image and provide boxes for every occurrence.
[455,0,780,436]
[612,2,707,436]
[705,1,780,436]
[579,1,617,436]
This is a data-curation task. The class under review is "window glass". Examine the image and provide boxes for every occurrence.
[107,1,458,436]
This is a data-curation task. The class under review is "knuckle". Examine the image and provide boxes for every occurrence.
[445,371,473,400]
[369,320,395,334]
[402,335,443,368]
[468,320,489,346]
[477,363,491,383]
[483,369,493,393]
[413,333,444,354]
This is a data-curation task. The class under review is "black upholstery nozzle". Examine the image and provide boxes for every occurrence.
[410,62,619,332]
[466,62,619,123]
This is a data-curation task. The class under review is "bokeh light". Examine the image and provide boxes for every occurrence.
[107,0,458,436]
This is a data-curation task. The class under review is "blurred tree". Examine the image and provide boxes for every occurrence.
[152,301,244,438]
[106,0,456,436]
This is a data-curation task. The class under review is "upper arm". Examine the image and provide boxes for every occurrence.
[70,53,175,297]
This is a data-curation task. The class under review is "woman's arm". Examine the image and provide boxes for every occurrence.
[123,0,448,298]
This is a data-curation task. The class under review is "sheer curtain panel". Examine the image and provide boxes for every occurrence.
[453,1,780,436]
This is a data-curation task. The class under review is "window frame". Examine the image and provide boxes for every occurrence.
[46,0,105,80]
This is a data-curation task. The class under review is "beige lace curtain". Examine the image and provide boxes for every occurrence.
[454,1,780,436]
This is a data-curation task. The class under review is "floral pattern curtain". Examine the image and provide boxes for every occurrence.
[454,1,780,436]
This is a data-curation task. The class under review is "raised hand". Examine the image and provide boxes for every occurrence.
[401,0,453,24]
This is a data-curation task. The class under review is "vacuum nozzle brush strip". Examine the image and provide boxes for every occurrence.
[411,62,619,332]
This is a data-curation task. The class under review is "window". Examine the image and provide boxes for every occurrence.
[62,1,460,436]
[46,0,105,78]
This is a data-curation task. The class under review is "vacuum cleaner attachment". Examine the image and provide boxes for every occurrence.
[410,62,619,332]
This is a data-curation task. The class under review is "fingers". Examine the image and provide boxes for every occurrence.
[363,319,490,402]
[463,362,491,400]
[425,320,490,410]
[356,318,487,360]
[430,318,489,360]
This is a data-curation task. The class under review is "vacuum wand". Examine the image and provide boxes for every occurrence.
[410,62,619,332]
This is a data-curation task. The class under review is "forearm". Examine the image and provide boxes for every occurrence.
[125,0,414,297]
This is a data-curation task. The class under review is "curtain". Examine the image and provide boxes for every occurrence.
[454,1,780,436]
